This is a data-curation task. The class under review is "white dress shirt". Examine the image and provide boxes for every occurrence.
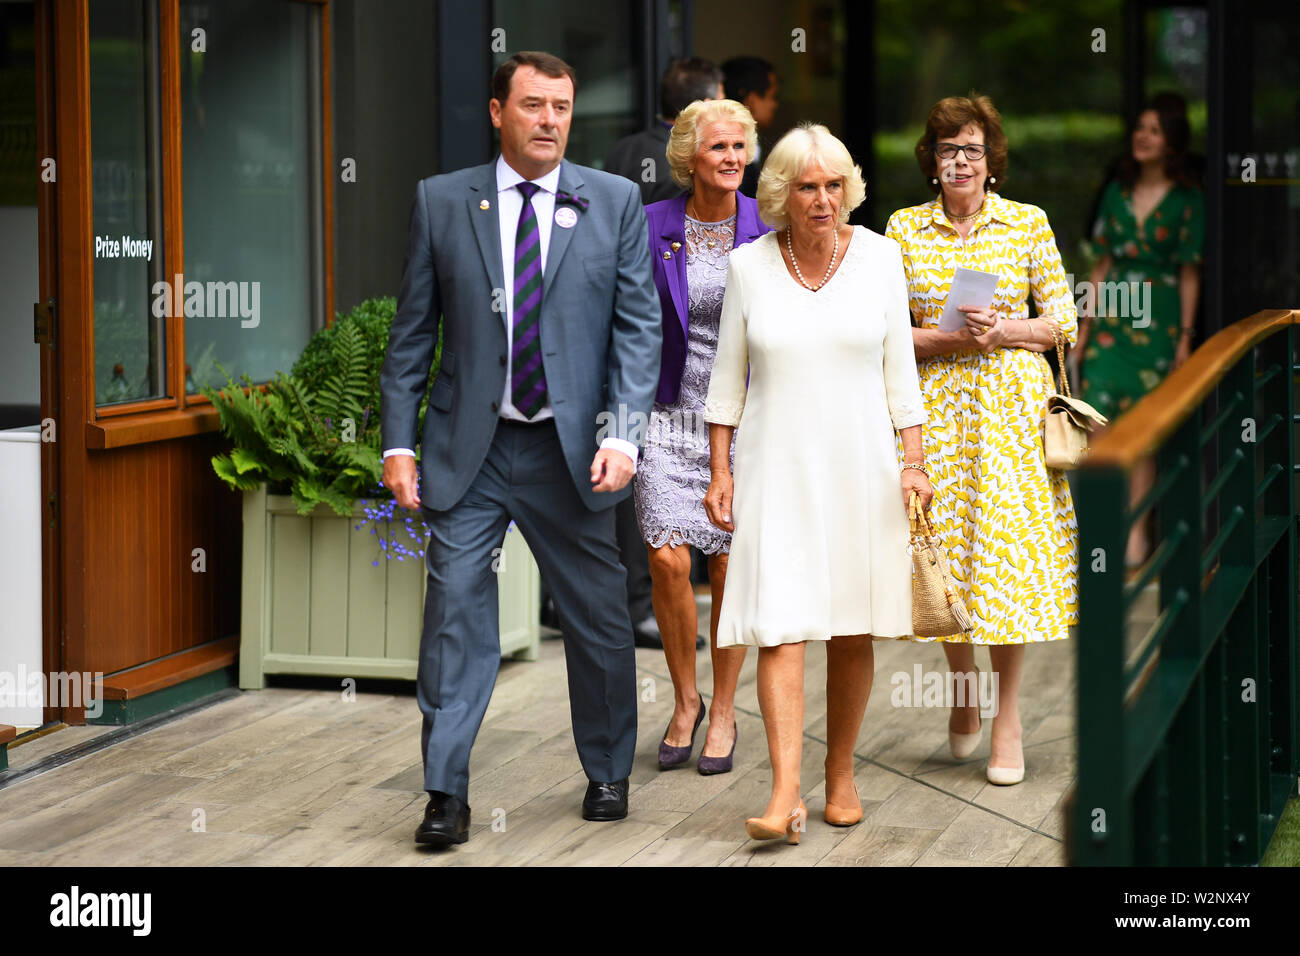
[494,155,559,423]
[384,154,637,469]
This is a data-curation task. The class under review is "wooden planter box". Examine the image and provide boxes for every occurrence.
[238,485,539,688]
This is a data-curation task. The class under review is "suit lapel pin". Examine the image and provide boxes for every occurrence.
[663,250,672,259]
[479,199,490,210]
[671,242,681,251]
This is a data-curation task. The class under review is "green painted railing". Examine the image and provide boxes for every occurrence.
[1071,309,1299,865]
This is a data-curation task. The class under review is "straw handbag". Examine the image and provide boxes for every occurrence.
[909,492,972,636]
[1044,325,1108,469]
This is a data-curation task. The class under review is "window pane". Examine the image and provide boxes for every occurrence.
[1224,6,1300,317]
[180,0,317,392]
[491,1,640,168]
[91,0,165,406]
[0,3,41,421]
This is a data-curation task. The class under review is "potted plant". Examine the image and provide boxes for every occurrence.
[203,297,539,689]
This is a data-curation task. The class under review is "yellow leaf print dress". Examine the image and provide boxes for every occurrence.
[885,194,1079,644]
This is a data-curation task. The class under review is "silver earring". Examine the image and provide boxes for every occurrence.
[931,177,938,185]
[989,176,996,184]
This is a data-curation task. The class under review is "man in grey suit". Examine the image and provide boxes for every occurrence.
[380,51,661,848]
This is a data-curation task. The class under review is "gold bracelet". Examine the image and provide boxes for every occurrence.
[902,461,928,476]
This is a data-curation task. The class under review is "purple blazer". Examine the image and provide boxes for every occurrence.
[645,193,771,404]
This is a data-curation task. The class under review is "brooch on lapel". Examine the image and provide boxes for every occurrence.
[479,199,490,210]
[555,190,590,211]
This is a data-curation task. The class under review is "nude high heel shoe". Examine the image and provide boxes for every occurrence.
[824,796,863,827]
[986,763,1025,785]
[986,736,1024,785]
[745,801,807,844]
[823,770,862,826]
[949,717,983,760]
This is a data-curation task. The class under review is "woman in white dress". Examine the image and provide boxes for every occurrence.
[703,124,932,845]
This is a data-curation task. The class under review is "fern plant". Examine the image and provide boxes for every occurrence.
[291,297,438,421]
[204,298,439,517]
[202,301,433,517]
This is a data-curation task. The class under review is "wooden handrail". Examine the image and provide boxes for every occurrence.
[1081,309,1297,469]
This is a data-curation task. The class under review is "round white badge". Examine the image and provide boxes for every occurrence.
[555,206,578,229]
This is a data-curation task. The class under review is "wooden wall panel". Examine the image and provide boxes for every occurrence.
[80,435,240,676]
[308,517,349,658]
[270,514,312,657]
[54,0,93,723]
[346,529,386,659]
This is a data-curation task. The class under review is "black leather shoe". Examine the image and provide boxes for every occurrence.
[632,617,664,649]
[582,778,629,821]
[632,616,705,650]
[540,595,563,637]
[415,790,470,847]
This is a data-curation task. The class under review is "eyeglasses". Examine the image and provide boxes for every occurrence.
[933,143,987,161]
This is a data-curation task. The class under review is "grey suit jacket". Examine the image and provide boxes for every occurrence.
[380,158,662,513]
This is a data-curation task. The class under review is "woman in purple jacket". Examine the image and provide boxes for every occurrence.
[636,98,771,774]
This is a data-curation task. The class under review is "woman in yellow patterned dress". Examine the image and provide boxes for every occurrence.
[885,94,1078,786]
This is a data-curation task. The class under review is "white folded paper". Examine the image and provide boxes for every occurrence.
[938,267,1001,332]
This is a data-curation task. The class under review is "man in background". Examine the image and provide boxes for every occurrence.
[599,56,724,648]
[605,57,725,205]
[722,55,779,197]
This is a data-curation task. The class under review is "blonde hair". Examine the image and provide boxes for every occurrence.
[665,98,759,190]
[756,123,866,230]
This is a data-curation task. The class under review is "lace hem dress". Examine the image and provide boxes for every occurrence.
[633,212,738,555]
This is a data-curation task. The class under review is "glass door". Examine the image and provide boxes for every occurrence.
[490,0,644,168]
[0,0,46,731]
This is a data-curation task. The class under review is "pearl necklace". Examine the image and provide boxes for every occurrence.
[786,225,838,290]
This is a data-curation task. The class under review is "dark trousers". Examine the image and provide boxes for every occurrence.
[417,419,638,801]
[616,495,654,623]
[542,464,657,624]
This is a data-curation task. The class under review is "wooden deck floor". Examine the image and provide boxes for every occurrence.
[0,599,1076,866]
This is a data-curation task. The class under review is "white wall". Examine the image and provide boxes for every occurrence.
[0,427,43,728]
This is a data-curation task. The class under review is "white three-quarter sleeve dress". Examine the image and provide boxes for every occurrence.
[703,226,927,647]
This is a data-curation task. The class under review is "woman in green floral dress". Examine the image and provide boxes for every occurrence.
[1077,93,1204,565]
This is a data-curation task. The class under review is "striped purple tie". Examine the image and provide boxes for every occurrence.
[511,181,547,418]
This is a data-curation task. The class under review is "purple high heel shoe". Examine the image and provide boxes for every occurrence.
[697,723,737,775]
[658,698,706,770]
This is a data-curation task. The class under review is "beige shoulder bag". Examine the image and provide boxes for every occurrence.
[1044,324,1108,469]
